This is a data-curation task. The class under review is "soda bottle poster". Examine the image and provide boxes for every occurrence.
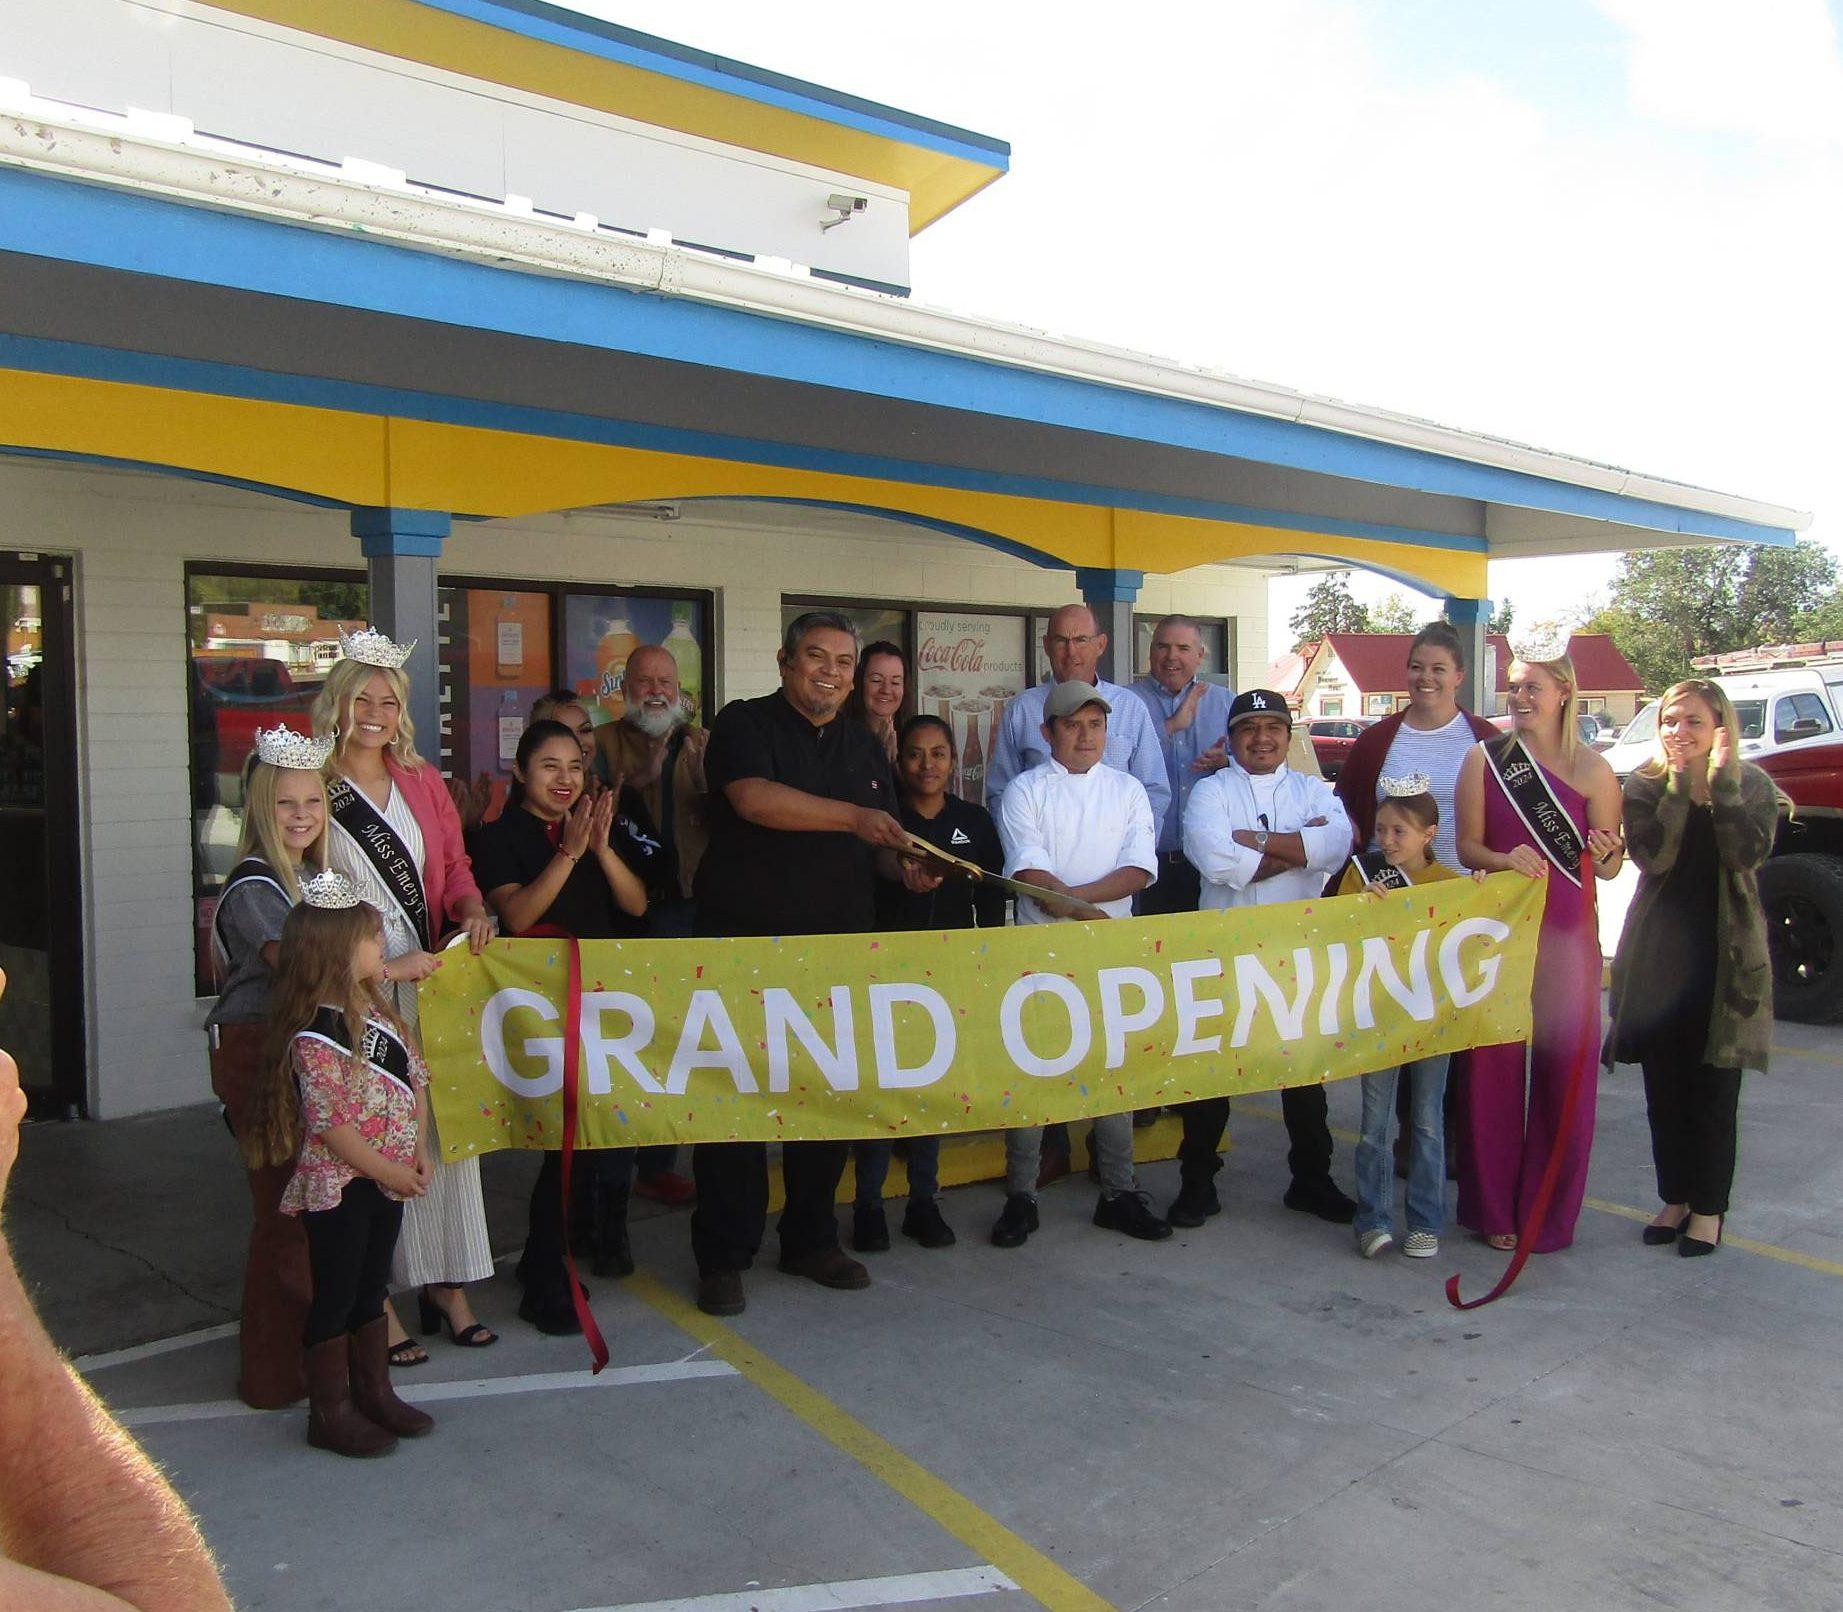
[914,612,1027,806]
[563,594,707,727]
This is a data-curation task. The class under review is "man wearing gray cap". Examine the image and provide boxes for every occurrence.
[992,680,1169,1247]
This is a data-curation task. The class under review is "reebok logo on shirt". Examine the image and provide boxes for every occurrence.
[949,828,972,846]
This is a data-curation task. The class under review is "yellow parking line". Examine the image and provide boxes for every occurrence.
[1235,1102,1843,1280]
[627,1271,1115,1612]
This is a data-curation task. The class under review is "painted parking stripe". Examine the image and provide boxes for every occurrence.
[570,1565,1020,1612]
[112,1357,739,1427]
[75,1321,240,1372]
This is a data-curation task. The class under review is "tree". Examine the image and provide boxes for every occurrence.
[1369,593,1422,633]
[1289,571,1370,649]
[1488,599,1514,636]
[1583,540,1839,693]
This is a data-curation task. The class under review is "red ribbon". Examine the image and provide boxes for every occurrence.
[1446,850,1599,1311]
[557,933,610,1371]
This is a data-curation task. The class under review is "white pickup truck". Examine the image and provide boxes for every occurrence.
[1688,645,1843,762]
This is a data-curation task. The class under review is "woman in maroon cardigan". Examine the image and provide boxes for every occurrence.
[1336,622,1497,1169]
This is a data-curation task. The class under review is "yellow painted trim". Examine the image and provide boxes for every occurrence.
[206,0,1004,232]
[628,1270,1116,1612]
[0,367,1486,595]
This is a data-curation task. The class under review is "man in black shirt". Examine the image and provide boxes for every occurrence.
[690,611,926,1316]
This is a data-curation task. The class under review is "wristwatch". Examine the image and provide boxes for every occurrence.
[1255,830,1270,853]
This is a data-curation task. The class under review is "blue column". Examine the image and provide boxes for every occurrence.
[1442,595,1495,717]
[351,507,451,761]
[1075,566,1145,685]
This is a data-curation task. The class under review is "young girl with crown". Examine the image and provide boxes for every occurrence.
[244,870,438,1458]
[1335,775,1484,1259]
[205,724,332,1409]
[313,627,499,1360]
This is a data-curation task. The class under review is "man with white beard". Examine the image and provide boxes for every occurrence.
[594,643,709,939]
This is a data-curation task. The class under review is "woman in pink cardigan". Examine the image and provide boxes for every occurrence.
[314,631,500,1361]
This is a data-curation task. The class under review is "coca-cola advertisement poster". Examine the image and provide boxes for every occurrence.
[914,612,1028,807]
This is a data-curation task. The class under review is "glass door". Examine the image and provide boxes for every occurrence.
[0,552,83,1117]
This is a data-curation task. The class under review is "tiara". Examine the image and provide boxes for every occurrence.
[300,869,361,910]
[337,625,415,669]
[254,724,333,771]
[1507,619,1571,664]
[1379,772,1432,797]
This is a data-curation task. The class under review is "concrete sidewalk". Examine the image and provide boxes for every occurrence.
[10,1026,1843,1611]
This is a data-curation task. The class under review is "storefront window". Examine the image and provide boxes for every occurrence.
[1132,615,1235,687]
[562,592,710,727]
[186,569,366,994]
[436,586,555,816]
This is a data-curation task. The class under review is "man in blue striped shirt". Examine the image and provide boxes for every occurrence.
[1130,613,1234,911]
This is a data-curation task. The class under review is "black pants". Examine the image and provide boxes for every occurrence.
[523,1148,635,1301]
[1176,1087,1335,1192]
[301,1179,403,1348]
[690,1140,849,1276]
[1642,1057,1742,1216]
[1134,851,1203,917]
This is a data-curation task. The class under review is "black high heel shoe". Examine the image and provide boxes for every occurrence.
[1642,1210,1687,1246]
[418,1286,498,1347]
[1678,1216,1724,1258]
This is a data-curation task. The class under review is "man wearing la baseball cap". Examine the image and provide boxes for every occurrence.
[1170,687,1359,1228]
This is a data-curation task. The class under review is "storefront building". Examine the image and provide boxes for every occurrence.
[0,0,1807,1120]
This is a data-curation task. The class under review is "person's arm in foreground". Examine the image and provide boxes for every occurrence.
[0,998,234,1611]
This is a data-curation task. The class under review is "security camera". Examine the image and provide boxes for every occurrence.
[821,193,870,231]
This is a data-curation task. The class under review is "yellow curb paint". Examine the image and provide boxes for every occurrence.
[627,1270,1115,1612]
[1235,1103,1843,1280]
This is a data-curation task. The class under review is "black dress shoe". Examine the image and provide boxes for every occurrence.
[991,1192,1039,1248]
[1165,1183,1223,1229]
[852,1204,891,1253]
[518,1290,582,1336]
[778,1248,872,1289]
[900,1199,956,1249]
[1284,1177,1358,1224]
[1641,1222,1682,1246]
[1678,1216,1723,1258]
[1093,1190,1173,1241]
[697,1270,745,1316]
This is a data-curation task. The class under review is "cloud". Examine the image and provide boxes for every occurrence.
[1596,0,1843,145]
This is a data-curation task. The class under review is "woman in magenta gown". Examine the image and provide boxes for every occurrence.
[1455,644,1626,1253]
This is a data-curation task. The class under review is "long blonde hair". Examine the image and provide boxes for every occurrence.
[1495,652,1580,764]
[235,760,329,900]
[1638,678,1743,782]
[245,900,401,1169]
[312,658,423,768]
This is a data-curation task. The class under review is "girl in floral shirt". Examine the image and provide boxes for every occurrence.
[245,872,438,1459]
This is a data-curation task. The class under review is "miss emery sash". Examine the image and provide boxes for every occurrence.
[326,775,432,948]
[1484,739,1585,887]
[301,1005,417,1097]
[1348,850,1411,891]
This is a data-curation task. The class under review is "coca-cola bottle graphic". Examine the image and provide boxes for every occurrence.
[954,698,991,803]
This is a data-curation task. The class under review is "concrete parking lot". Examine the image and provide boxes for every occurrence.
[10,1020,1843,1612]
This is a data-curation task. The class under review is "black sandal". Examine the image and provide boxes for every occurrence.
[418,1287,498,1348]
[387,1336,430,1367]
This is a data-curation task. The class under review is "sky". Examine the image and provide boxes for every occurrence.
[568,0,1840,651]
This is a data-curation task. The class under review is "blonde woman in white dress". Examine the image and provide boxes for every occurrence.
[314,630,499,1360]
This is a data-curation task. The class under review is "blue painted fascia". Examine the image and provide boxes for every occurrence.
[351,506,452,555]
[734,499,1068,571]
[1075,567,1146,603]
[414,0,1011,167]
[0,170,1796,550]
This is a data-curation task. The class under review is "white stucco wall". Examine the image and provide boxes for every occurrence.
[2,458,1272,1118]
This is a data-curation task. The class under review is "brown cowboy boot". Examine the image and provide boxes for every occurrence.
[348,1317,434,1438]
[305,1336,395,1458]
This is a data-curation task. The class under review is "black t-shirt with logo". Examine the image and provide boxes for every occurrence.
[876,795,1007,931]
[467,788,660,941]
[694,691,897,937]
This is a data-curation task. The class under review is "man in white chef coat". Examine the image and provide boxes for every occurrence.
[992,680,1170,1249]
[1174,689,1359,1228]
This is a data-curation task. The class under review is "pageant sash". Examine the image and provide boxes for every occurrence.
[326,776,432,948]
[1347,851,1411,892]
[300,1005,418,1098]
[210,856,290,979]
[1483,740,1585,887]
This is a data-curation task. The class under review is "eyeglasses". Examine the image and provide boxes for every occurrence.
[1045,634,1097,650]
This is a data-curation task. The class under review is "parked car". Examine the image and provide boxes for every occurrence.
[1305,716,1375,780]
[1601,699,1659,778]
[1486,711,1612,752]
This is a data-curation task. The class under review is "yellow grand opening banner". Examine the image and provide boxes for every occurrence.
[418,873,1546,1160]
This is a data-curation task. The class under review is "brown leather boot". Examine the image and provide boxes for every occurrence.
[304,1336,395,1459]
[348,1317,434,1438]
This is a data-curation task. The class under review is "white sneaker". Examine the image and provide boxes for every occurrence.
[1401,1231,1439,1259]
[1356,1228,1394,1259]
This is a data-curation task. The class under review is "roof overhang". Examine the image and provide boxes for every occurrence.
[202,0,1011,232]
[0,103,1809,604]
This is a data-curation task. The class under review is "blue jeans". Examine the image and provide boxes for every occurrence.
[1355,1054,1449,1236]
[853,1138,942,1207]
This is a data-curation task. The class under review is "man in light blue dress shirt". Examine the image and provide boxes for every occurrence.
[984,603,1171,830]
[1130,614,1234,914]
